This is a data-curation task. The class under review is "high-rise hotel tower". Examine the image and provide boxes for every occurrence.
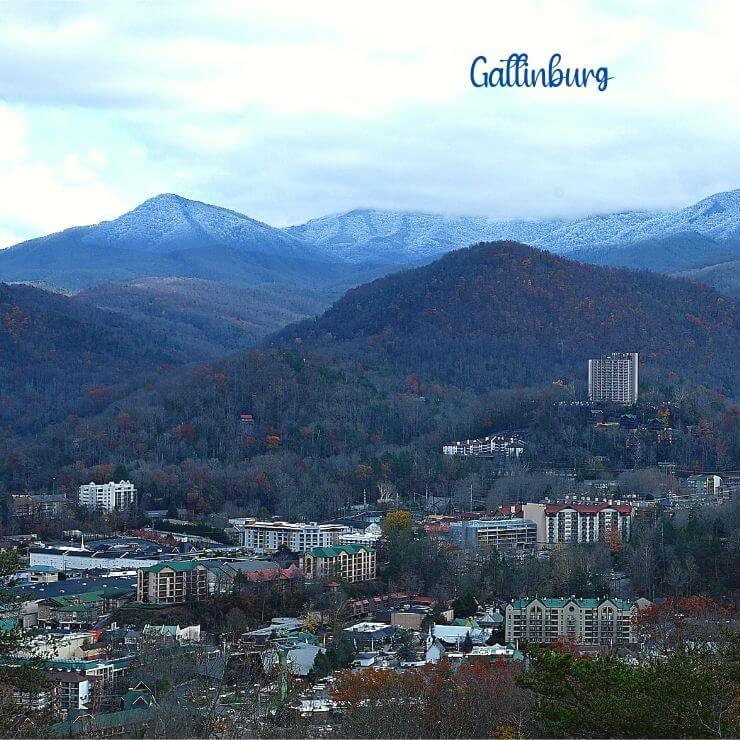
[588,352,638,405]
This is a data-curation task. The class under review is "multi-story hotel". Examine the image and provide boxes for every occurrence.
[505,596,640,645]
[300,544,376,583]
[588,352,639,405]
[498,501,632,545]
[236,519,352,553]
[449,517,537,551]
[137,560,209,604]
[78,481,137,512]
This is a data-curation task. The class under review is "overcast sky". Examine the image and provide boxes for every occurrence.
[0,0,738,246]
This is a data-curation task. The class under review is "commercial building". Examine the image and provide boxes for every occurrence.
[449,518,537,551]
[588,352,639,405]
[443,433,525,458]
[29,537,207,573]
[300,544,377,583]
[236,519,352,553]
[78,481,137,512]
[136,561,209,604]
[505,596,641,645]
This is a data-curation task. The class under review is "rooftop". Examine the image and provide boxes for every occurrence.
[306,544,375,557]
[510,596,636,610]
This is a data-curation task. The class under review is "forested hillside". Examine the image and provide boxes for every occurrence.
[1,243,737,522]
[0,282,194,436]
[275,242,738,395]
[74,278,333,359]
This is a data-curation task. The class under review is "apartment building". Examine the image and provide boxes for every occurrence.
[519,501,632,545]
[136,561,208,604]
[505,596,640,645]
[11,493,67,520]
[588,352,639,405]
[237,519,352,553]
[78,481,137,512]
[449,517,537,551]
[300,544,377,583]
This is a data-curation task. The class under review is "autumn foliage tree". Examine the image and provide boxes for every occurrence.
[330,660,531,738]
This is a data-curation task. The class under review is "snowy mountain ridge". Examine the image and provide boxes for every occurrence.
[2,189,738,273]
[288,189,740,263]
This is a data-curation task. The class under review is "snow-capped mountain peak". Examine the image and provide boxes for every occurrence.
[84,193,309,255]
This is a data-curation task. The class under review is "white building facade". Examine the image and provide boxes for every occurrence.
[237,520,352,553]
[78,481,137,512]
[443,434,525,458]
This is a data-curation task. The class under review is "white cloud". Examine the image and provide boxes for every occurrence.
[0,0,737,241]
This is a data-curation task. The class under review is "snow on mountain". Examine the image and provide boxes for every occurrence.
[287,209,513,264]
[287,189,740,263]
[81,193,312,257]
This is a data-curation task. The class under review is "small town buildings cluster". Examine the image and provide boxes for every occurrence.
[453,500,634,552]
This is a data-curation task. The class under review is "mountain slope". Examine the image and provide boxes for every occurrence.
[0,282,196,435]
[676,259,740,298]
[288,208,557,265]
[74,278,334,358]
[273,241,739,395]
[0,194,375,291]
[569,232,740,273]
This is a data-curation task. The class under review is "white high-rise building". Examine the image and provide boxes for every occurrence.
[78,480,137,512]
[588,352,639,405]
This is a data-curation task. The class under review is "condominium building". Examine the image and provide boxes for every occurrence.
[588,352,639,405]
[443,433,525,458]
[78,481,137,512]
[518,501,632,545]
[505,596,639,645]
[237,519,352,553]
[449,517,537,551]
[136,561,208,604]
[11,494,67,520]
[300,544,377,583]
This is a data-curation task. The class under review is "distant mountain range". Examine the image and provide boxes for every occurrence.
[289,189,740,265]
[0,188,738,299]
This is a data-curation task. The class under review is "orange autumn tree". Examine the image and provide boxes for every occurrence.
[330,660,531,738]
